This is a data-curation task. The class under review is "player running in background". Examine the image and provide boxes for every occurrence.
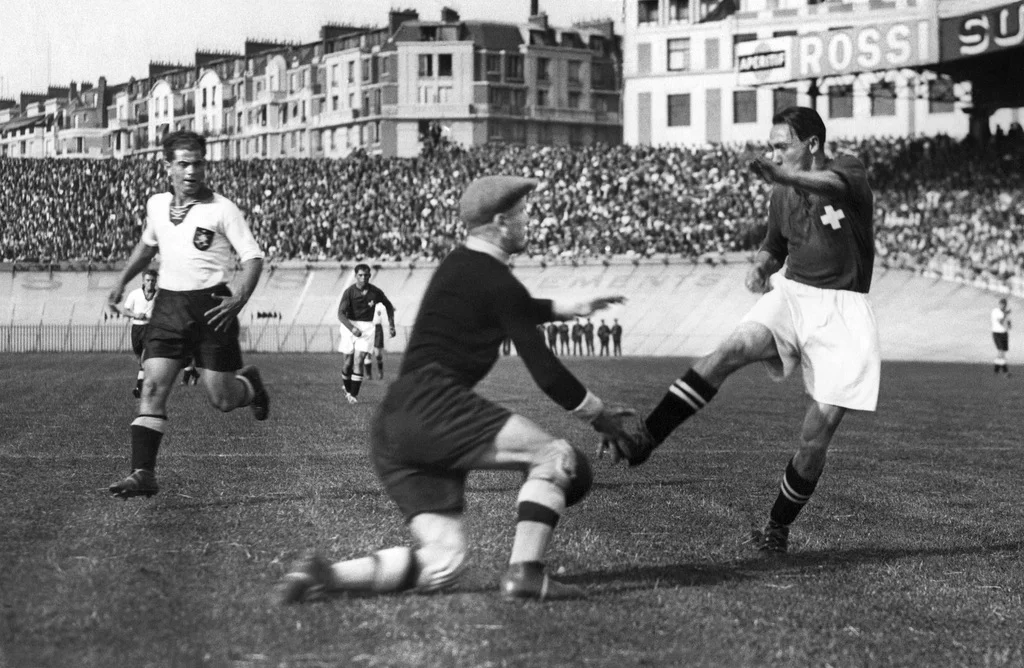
[608,107,879,555]
[364,301,394,380]
[992,297,1012,374]
[337,264,396,402]
[278,175,637,603]
[105,131,270,499]
[118,269,158,398]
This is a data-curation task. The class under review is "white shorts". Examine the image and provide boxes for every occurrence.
[741,274,880,412]
[338,321,375,355]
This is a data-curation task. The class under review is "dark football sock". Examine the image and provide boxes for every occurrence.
[769,459,819,526]
[343,375,352,393]
[130,415,166,472]
[350,372,363,397]
[644,368,718,445]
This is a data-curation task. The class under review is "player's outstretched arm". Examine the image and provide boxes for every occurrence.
[551,295,626,320]
[107,242,158,316]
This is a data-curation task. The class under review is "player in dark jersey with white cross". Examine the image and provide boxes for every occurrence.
[607,107,880,555]
[278,176,637,603]
[337,264,395,402]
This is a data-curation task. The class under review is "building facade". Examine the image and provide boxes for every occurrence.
[0,8,622,160]
[622,0,1022,146]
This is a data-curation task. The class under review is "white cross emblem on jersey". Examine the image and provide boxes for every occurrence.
[821,205,845,230]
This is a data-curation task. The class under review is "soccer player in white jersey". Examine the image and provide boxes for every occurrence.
[992,297,1012,374]
[118,269,158,398]
[364,301,394,381]
[105,131,270,499]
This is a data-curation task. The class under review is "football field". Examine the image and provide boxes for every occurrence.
[1,353,1022,667]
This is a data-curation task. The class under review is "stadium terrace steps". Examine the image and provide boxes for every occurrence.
[0,261,1009,362]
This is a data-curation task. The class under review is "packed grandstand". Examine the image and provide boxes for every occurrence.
[1,129,1022,286]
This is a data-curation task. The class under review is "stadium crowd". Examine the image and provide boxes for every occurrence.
[1,127,1022,285]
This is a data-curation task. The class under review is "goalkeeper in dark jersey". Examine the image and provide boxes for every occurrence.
[279,176,639,603]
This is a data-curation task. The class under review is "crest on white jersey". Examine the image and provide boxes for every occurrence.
[193,227,215,251]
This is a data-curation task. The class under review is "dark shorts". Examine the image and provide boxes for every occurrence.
[993,332,1009,352]
[145,284,244,372]
[130,324,147,358]
[373,324,385,350]
[370,363,512,521]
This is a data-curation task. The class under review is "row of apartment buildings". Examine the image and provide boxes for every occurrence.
[0,7,623,159]
[2,0,1018,158]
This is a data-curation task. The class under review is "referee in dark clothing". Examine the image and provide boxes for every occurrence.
[279,175,638,604]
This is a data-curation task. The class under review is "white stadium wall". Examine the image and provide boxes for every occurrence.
[0,259,1013,362]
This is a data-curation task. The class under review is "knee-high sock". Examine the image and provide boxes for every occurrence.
[130,415,166,472]
[769,459,819,526]
[330,546,420,593]
[510,479,566,564]
[349,371,364,397]
[644,368,718,445]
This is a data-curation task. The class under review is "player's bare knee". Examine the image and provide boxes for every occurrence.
[528,439,593,507]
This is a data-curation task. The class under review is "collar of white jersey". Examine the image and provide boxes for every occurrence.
[465,236,509,264]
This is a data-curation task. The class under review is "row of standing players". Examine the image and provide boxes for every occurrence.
[109,107,889,603]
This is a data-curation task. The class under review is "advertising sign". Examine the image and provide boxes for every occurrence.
[940,0,1024,61]
[735,19,936,84]
[794,19,935,77]
[736,36,795,86]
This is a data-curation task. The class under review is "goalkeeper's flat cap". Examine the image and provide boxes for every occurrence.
[459,175,538,228]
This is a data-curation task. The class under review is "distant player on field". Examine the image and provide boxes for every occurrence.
[337,264,396,402]
[607,107,879,555]
[118,269,158,398]
[105,131,270,499]
[278,175,637,603]
[992,297,1011,374]
[364,301,394,380]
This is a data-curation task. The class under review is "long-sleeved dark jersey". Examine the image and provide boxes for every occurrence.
[399,246,587,410]
[338,283,395,323]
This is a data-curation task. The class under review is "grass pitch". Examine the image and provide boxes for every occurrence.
[1,353,1023,667]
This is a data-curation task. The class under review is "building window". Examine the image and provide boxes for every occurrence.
[828,85,854,118]
[332,95,339,111]
[568,60,582,84]
[568,91,582,109]
[773,87,797,115]
[506,55,524,81]
[537,58,550,82]
[362,58,372,81]
[380,56,390,77]
[202,88,208,108]
[419,54,434,77]
[486,53,502,77]
[929,78,956,114]
[537,89,549,107]
[638,0,659,24]
[870,82,896,116]
[667,38,690,71]
[347,61,355,83]
[669,0,689,21]
[733,89,757,124]
[331,64,339,86]
[667,93,690,126]
[438,54,452,77]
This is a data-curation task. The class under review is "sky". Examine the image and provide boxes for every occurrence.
[0,0,624,99]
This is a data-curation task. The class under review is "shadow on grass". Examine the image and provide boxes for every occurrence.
[567,541,1024,592]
